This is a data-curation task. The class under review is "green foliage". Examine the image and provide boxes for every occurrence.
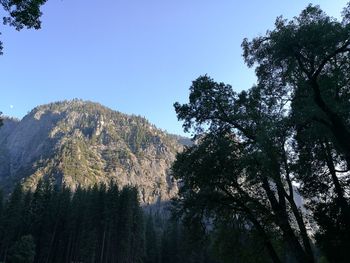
[160,217,216,263]
[7,235,35,263]
[145,214,160,263]
[0,0,48,54]
[241,3,350,262]
[313,201,350,263]
[242,3,350,168]
[0,182,147,263]
[0,181,220,263]
[0,100,184,198]
[173,3,350,263]
[174,76,312,263]
[211,220,275,263]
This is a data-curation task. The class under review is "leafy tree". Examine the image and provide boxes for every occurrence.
[0,0,48,54]
[211,219,275,263]
[172,3,350,263]
[159,215,215,263]
[242,4,350,262]
[242,3,350,169]
[173,75,315,263]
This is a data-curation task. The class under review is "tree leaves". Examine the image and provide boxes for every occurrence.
[0,0,48,53]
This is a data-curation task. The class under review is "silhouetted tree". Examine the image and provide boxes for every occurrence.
[211,219,274,263]
[174,75,314,263]
[0,179,224,263]
[145,214,160,263]
[172,3,350,263]
[0,0,48,54]
[242,4,350,262]
[117,186,145,263]
[242,3,350,169]
[0,184,24,262]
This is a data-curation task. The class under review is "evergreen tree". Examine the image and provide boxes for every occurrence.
[104,182,119,263]
[7,235,36,263]
[117,187,145,263]
[145,214,160,263]
[0,184,24,262]
[0,181,220,263]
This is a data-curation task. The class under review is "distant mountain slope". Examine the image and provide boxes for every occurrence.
[0,100,188,204]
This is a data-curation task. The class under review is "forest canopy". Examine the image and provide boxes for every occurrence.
[173,3,350,263]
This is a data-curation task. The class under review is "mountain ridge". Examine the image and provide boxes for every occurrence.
[0,99,190,204]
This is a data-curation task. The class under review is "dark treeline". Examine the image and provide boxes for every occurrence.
[1,2,350,263]
[0,180,278,263]
[0,181,145,263]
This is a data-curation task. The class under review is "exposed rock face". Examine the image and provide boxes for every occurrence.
[0,100,188,204]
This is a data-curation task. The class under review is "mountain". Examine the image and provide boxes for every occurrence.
[0,100,189,204]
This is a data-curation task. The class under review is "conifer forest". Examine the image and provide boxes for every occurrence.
[1,1,350,263]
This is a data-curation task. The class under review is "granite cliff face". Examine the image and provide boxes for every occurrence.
[0,100,188,204]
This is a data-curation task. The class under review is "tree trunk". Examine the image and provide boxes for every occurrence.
[262,177,314,263]
[324,142,350,221]
[240,203,282,263]
[276,152,315,262]
[310,79,350,168]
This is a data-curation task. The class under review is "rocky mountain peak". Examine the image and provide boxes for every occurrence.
[0,100,189,204]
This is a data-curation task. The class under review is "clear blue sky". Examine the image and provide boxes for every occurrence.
[0,0,348,135]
